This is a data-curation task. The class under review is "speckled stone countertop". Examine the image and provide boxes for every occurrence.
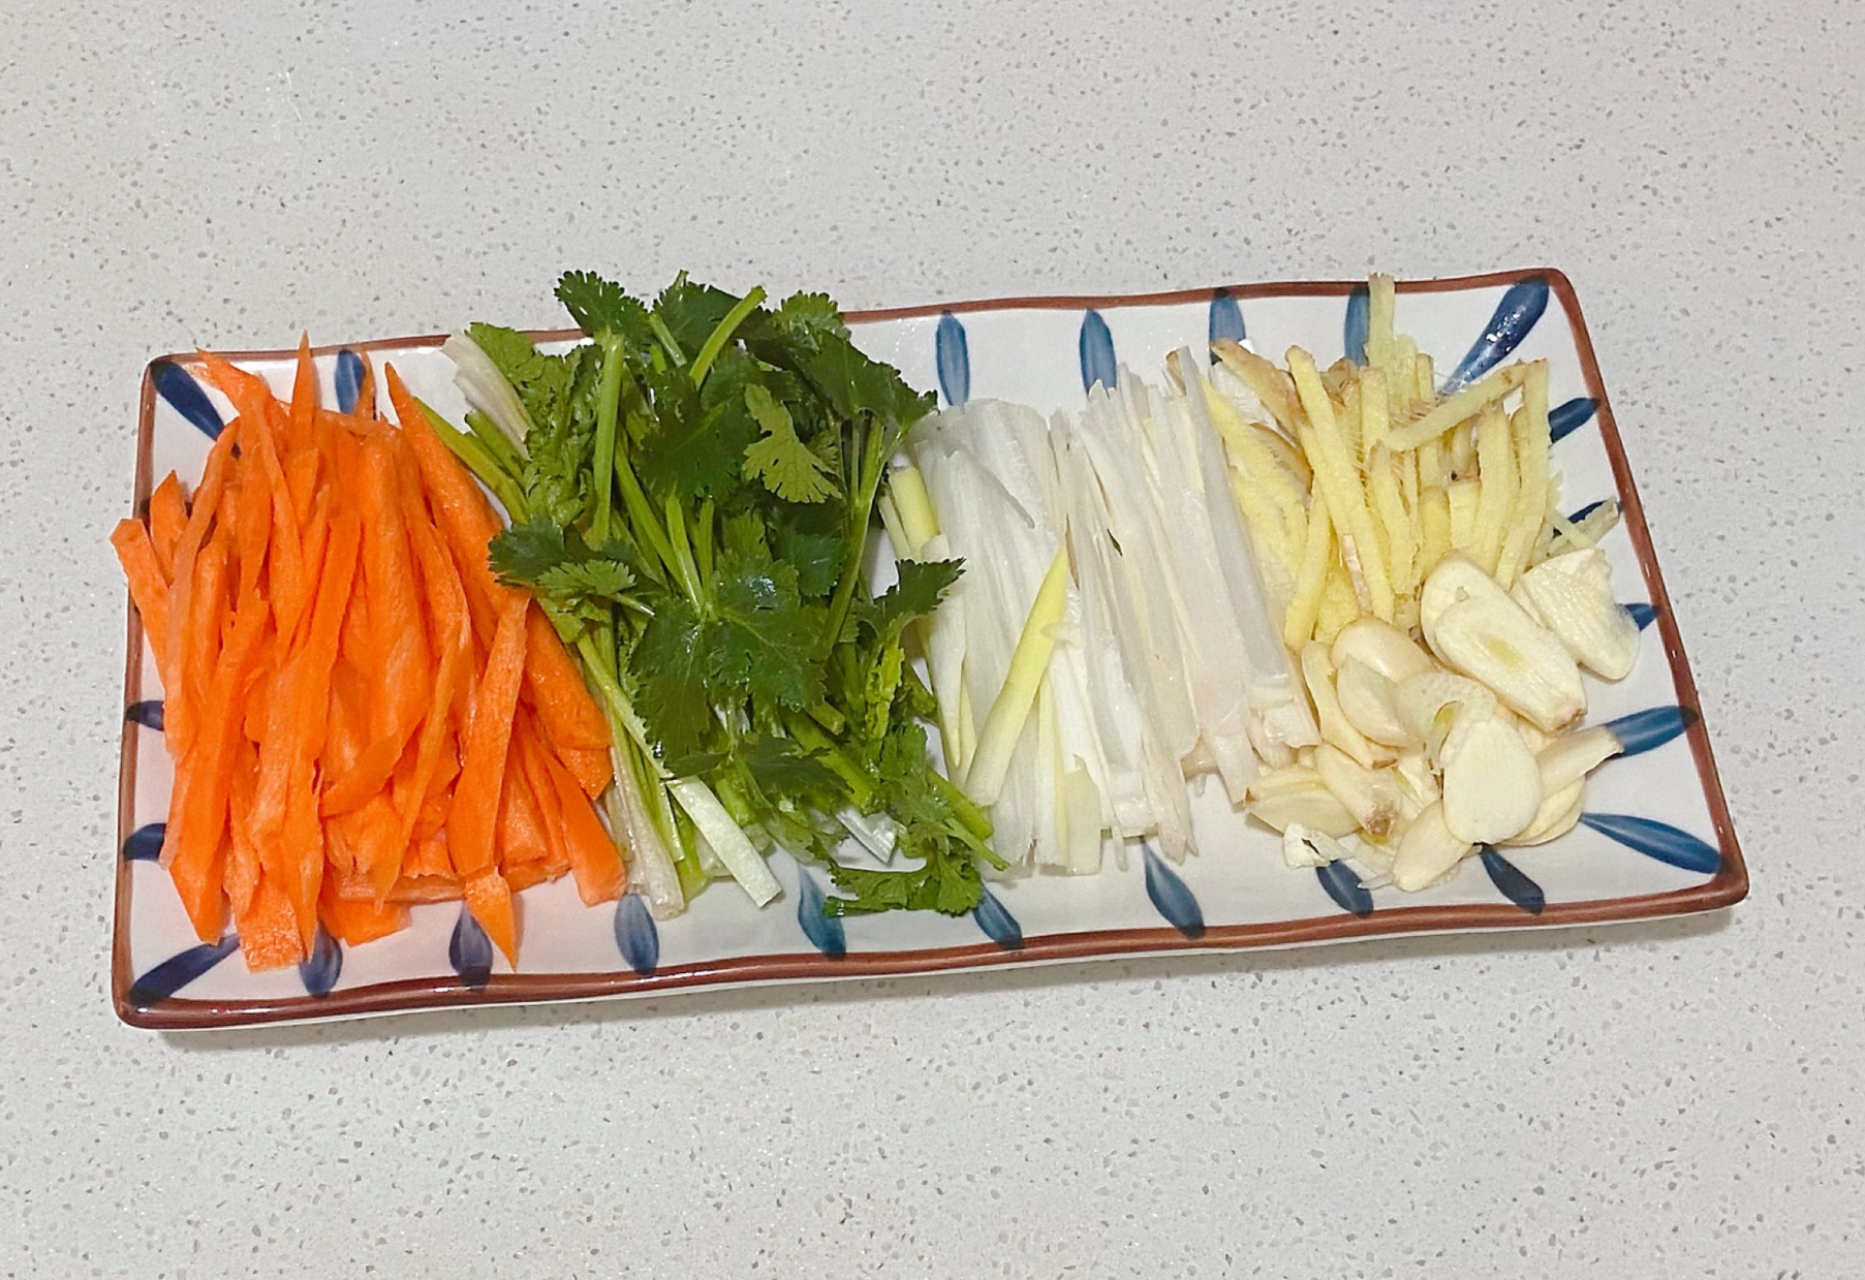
[2,1,1859,1274]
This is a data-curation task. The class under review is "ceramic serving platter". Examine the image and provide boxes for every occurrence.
[112,268,1747,1029]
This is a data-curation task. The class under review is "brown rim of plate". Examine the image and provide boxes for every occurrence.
[113,267,1748,1030]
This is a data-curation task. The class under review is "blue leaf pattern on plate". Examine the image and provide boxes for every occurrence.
[1549,397,1598,443]
[935,312,970,408]
[973,888,1023,949]
[1315,860,1374,916]
[1208,290,1246,350]
[1579,812,1722,875]
[122,822,165,862]
[335,349,366,414]
[614,895,659,977]
[1343,283,1370,365]
[128,934,240,1008]
[1142,846,1205,939]
[795,869,847,960]
[448,906,493,990]
[298,925,343,998]
[1626,602,1658,631]
[1568,499,1609,525]
[1079,310,1117,394]
[1604,705,1697,757]
[151,359,225,439]
[125,700,165,731]
[1479,848,1545,914]
[1440,277,1549,393]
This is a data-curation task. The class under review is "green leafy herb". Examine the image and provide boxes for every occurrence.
[435,270,985,921]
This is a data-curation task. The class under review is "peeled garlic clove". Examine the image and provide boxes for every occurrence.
[1335,657,1419,747]
[1396,670,1498,753]
[1247,785,1362,838]
[1537,724,1624,792]
[1506,709,1550,755]
[1391,801,1476,891]
[1421,556,1585,734]
[1330,618,1436,684]
[1501,780,1585,846]
[1518,548,1640,681]
[1300,642,1389,770]
[1281,822,1355,869]
[1314,744,1405,837]
[1440,710,1543,843]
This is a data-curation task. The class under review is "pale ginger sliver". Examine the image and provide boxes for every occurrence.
[1471,405,1518,575]
[1366,273,1396,371]
[1284,484,1334,648]
[1383,362,1529,452]
[1289,347,1395,622]
[1418,485,1453,581]
[1367,444,1415,601]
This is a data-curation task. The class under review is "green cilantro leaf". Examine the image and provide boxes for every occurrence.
[742,384,839,503]
[860,558,963,640]
[556,271,652,341]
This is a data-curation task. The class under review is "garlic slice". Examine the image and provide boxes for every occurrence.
[1281,822,1355,869]
[1518,548,1640,681]
[1335,657,1418,747]
[1330,617,1436,684]
[1420,554,1586,733]
[1502,780,1585,846]
[1438,711,1543,843]
[1536,724,1624,792]
[1247,784,1362,838]
[1313,744,1405,837]
[1392,802,1476,891]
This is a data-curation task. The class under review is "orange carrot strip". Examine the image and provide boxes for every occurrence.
[284,750,325,951]
[523,605,612,753]
[319,736,402,817]
[542,746,627,906]
[224,739,262,917]
[177,537,229,754]
[503,857,569,894]
[236,874,304,971]
[166,578,269,941]
[387,365,520,634]
[555,745,615,801]
[354,353,378,421]
[318,884,408,946]
[356,431,431,748]
[147,473,189,579]
[289,333,317,450]
[163,422,239,755]
[111,518,173,692]
[397,478,472,852]
[250,513,359,863]
[495,764,552,870]
[386,874,464,905]
[402,832,453,879]
[448,597,529,879]
[463,869,518,967]
[514,715,568,872]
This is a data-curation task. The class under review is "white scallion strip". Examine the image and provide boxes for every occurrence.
[444,331,535,455]
[668,778,782,907]
[965,546,1070,806]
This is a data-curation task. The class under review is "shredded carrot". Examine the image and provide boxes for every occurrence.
[449,598,528,879]
[147,473,189,578]
[120,346,628,971]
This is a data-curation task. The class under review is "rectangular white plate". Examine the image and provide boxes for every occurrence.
[112,269,1746,1029]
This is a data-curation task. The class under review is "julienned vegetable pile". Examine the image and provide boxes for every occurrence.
[113,347,623,970]
[118,270,1653,972]
[899,273,1643,893]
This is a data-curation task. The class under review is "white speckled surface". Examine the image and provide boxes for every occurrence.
[1,0,1858,1273]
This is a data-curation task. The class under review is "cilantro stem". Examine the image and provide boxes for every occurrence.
[693,497,715,586]
[687,286,767,386]
[663,495,704,603]
[591,333,627,544]
[818,420,888,657]
[782,712,876,811]
[575,632,660,767]
[417,398,528,520]
[927,768,994,843]
[648,314,687,367]
[464,408,524,477]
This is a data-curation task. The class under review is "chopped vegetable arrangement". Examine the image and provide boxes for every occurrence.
[113,344,622,970]
[116,271,1649,972]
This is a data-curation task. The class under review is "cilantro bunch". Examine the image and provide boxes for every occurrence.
[432,272,996,919]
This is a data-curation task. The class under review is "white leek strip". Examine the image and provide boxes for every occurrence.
[1032,677,1067,869]
[1061,763,1105,874]
[965,546,1070,806]
[443,331,535,455]
[1055,433,1155,837]
[606,741,685,918]
[838,807,898,864]
[667,777,782,907]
